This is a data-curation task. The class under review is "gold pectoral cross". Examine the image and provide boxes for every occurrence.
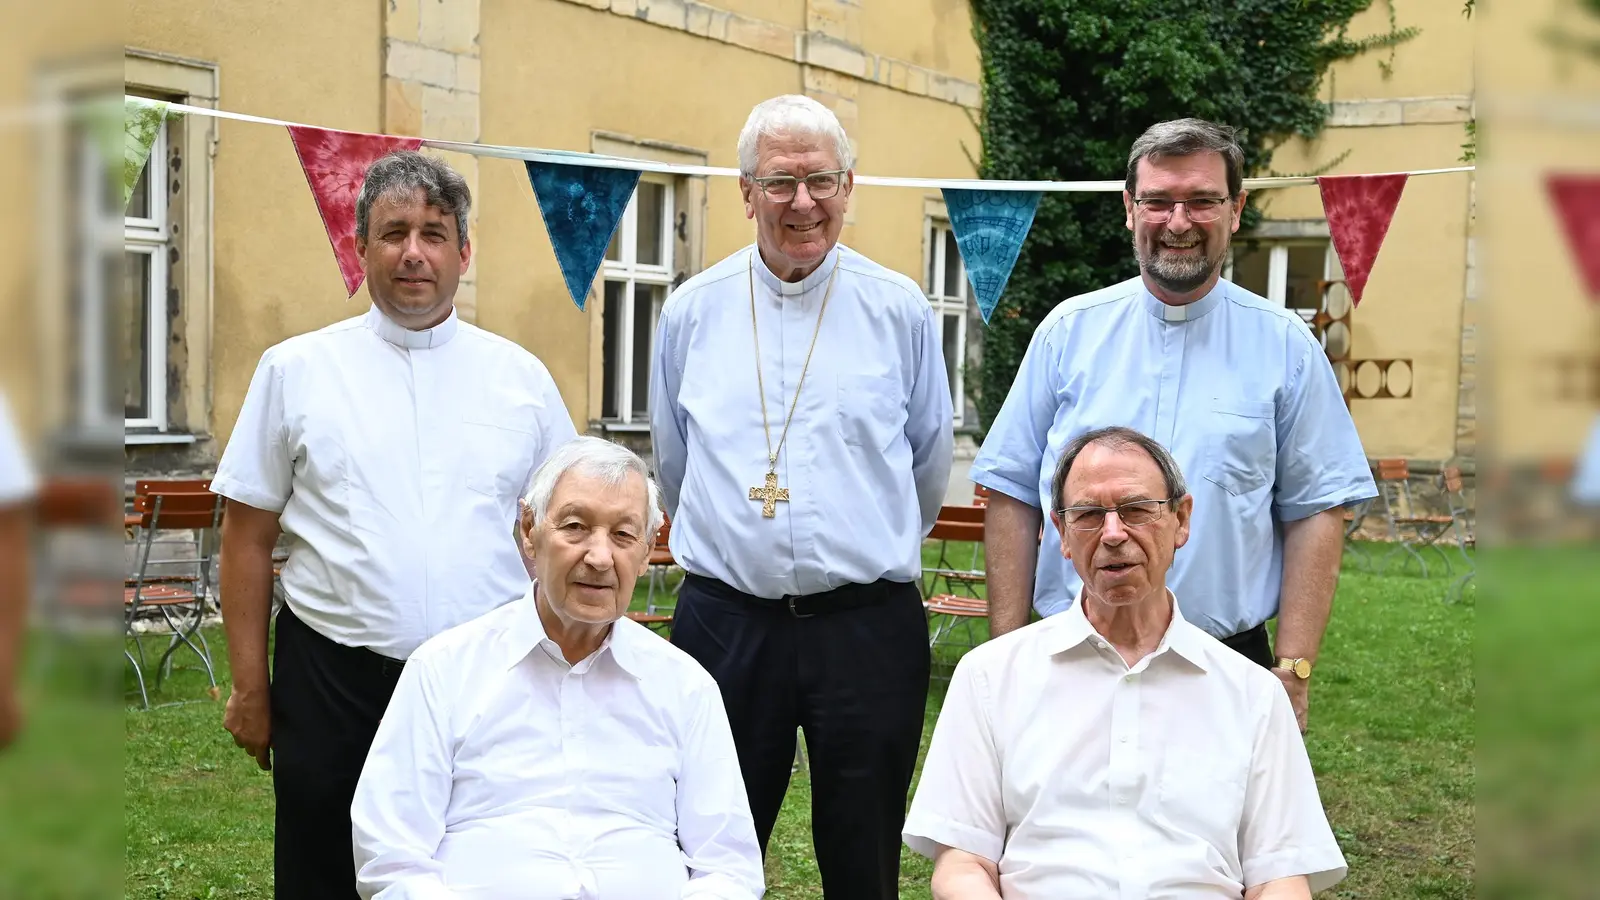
[748,471,791,519]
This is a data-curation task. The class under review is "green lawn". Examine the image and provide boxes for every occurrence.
[124,541,1476,898]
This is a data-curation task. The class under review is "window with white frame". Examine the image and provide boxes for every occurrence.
[599,176,676,424]
[123,117,170,429]
[1229,237,1352,361]
[925,219,969,426]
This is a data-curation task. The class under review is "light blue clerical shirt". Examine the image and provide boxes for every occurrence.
[1574,415,1600,507]
[650,244,954,600]
[970,277,1377,639]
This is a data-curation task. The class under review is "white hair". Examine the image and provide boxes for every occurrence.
[521,436,664,539]
[736,94,856,176]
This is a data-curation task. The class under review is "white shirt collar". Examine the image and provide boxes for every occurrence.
[1044,588,1211,672]
[510,582,646,679]
[1140,279,1225,323]
[363,303,460,349]
[751,244,841,297]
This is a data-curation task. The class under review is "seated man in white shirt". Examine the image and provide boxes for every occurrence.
[904,425,1347,899]
[353,436,764,899]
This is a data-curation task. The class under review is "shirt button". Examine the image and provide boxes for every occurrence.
[1119,735,1129,744]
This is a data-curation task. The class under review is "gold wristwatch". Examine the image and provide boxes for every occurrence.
[1274,657,1313,679]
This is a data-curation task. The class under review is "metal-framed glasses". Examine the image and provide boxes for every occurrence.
[751,169,848,202]
[1057,498,1174,532]
[1133,197,1230,224]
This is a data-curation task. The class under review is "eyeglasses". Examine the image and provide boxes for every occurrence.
[1133,197,1230,224]
[751,169,848,203]
[1056,499,1174,532]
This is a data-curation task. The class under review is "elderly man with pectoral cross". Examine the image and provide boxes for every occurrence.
[649,94,953,898]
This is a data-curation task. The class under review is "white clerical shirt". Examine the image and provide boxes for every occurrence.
[903,593,1347,899]
[351,585,764,900]
[649,244,953,599]
[211,305,577,659]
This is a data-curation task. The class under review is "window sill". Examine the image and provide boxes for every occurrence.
[596,421,651,434]
[125,432,199,446]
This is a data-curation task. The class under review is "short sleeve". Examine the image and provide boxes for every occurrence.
[211,350,294,513]
[1272,334,1377,521]
[969,319,1062,506]
[1573,415,1600,507]
[1238,679,1348,893]
[0,394,37,505]
[902,654,1006,862]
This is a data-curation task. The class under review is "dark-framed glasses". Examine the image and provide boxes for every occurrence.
[1133,197,1230,224]
[1057,498,1173,532]
[752,169,848,202]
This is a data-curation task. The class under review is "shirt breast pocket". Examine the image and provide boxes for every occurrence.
[461,420,538,502]
[1204,399,1277,497]
[836,374,906,453]
[1158,741,1250,843]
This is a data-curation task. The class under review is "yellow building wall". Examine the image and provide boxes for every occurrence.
[860,0,982,86]
[128,0,383,452]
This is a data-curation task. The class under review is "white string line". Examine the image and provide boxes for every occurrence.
[155,99,1475,191]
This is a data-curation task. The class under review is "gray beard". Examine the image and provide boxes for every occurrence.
[1136,234,1224,294]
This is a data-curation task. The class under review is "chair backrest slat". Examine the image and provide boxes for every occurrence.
[36,477,121,528]
[137,493,225,530]
[937,504,985,524]
[1376,458,1410,482]
[928,520,984,543]
[135,478,211,497]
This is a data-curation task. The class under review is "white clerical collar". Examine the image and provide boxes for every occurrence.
[364,303,460,349]
[1140,278,1225,323]
[751,244,841,297]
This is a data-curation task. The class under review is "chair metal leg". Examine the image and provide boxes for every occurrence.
[125,646,149,709]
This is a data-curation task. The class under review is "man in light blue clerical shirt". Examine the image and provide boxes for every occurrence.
[649,94,953,898]
[972,118,1377,733]
[1574,414,1600,507]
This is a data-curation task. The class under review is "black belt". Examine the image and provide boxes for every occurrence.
[684,573,905,618]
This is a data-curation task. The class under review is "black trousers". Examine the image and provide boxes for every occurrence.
[270,606,405,900]
[1221,622,1276,669]
[671,574,930,900]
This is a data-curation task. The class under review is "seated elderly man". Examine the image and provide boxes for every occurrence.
[904,426,1346,899]
[352,436,763,899]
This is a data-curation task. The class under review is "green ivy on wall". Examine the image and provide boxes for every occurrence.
[968,0,1418,433]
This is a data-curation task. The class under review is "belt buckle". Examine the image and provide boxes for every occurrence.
[785,594,814,619]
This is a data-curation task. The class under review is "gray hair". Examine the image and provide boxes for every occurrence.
[1125,118,1245,199]
[1051,426,1188,513]
[355,151,472,249]
[521,436,664,539]
[737,94,855,176]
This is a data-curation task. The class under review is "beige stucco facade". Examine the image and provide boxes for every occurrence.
[122,0,981,475]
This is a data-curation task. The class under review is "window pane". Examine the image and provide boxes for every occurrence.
[635,183,665,266]
[601,281,625,420]
[127,159,152,220]
[943,229,963,298]
[942,312,962,402]
[1231,242,1269,297]
[1285,244,1326,311]
[630,283,664,418]
[124,251,151,420]
[926,223,938,292]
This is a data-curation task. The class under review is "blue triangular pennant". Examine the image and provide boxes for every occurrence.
[941,188,1041,324]
[525,161,642,310]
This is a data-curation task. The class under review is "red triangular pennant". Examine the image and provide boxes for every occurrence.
[287,126,424,297]
[1317,173,1408,306]
[1546,174,1600,302]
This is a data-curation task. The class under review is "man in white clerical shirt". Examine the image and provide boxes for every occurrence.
[213,151,577,898]
[905,426,1346,900]
[650,94,953,898]
[352,437,763,900]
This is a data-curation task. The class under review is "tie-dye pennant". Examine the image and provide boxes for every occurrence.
[941,188,1041,324]
[1546,174,1600,303]
[1318,174,1408,307]
[124,97,169,210]
[525,161,641,311]
[287,126,425,297]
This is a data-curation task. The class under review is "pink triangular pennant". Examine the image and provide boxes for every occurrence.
[1546,174,1600,302]
[287,126,424,297]
[1317,173,1408,306]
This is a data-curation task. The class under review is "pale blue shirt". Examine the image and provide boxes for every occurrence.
[971,277,1376,638]
[1574,415,1600,506]
[650,244,954,600]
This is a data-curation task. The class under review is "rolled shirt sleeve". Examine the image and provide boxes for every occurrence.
[352,655,462,900]
[906,302,955,534]
[211,349,294,514]
[968,319,1060,506]
[1272,329,1377,522]
[676,679,764,899]
[1238,678,1348,893]
[902,654,1006,863]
